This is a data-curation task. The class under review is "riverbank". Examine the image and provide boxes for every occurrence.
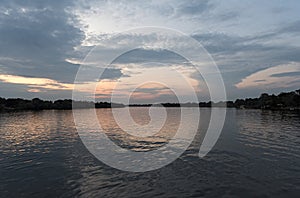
[1,89,299,112]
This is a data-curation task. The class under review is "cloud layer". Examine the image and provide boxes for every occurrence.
[0,0,300,101]
[236,62,300,89]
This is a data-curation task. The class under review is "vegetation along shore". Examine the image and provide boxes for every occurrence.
[0,89,299,111]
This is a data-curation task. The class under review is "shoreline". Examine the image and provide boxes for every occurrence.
[1,106,299,113]
[1,89,299,112]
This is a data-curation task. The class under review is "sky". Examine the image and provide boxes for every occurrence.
[0,0,300,103]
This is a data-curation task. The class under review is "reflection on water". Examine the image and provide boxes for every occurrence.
[96,108,181,152]
[0,108,299,197]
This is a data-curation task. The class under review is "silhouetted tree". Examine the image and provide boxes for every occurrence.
[0,89,299,111]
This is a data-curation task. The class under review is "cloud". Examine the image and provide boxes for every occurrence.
[190,30,300,95]
[175,0,212,16]
[1,0,300,100]
[27,88,42,93]
[0,74,74,90]
[0,73,120,94]
[0,0,85,83]
[278,20,300,34]
[112,48,187,65]
[235,62,300,89]
[270,71,300,78]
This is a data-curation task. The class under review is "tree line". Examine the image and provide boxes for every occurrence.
[0,98,124,111]
[233,89,300,110]
[0,89,299,111]
[129,89,300,110]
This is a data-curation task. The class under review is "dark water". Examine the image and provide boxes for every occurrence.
[0,108,299,197]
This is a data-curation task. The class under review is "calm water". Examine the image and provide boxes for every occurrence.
[0,108,299,197]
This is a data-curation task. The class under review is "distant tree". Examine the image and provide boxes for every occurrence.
[0,89,299,111]
[226,101,234,108]
[234,99,245,108]
[0,97,5,111]
[260,93,269,98]
[259,93,270,108]
[54,99,72,109]
[32,98,43,110]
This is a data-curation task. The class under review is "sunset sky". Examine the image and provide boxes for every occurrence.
[0,0,300,102]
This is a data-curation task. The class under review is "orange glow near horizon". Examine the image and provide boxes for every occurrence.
[0,74,74,90]
[0,65,202,102]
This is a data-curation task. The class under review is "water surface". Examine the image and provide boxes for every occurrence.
[0,108,299,197]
